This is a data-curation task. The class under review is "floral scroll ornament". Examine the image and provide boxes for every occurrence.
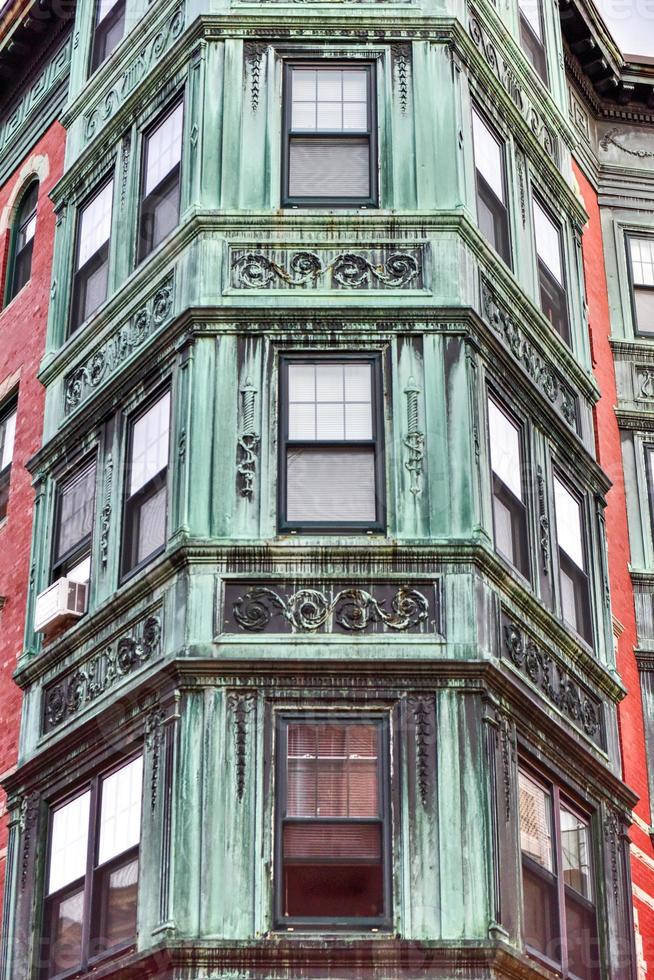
[237,379,260,497]
[231,250,421,290]
[233,586,429,633]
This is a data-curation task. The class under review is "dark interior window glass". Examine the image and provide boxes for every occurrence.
[137,102,184,262]
[90,0,126,74]
[278,719,388,925]
[7,182,38,302]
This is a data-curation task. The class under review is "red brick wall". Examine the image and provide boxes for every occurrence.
[0,121,65,908]
[574,160,654,974]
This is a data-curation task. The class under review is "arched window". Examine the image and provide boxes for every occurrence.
[6,181,38,303]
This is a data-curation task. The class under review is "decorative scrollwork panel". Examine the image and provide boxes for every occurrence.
[230,247,426,291]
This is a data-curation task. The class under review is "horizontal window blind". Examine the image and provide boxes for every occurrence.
[289,138,370,199]
[286,447,376,523]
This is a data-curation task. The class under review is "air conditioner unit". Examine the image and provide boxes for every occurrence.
[34,579,87,633]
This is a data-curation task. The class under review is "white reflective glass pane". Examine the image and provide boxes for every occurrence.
[129,393,170,495]
[288,402,316,440]
[317,103,343,130]
[288,364,316,403]
[292,69,317,101]
[78,181,113,270]
[317,71,342,101]
[144,103,183,197]
[68,556,91,586]
[98,756,144,866]
[488,399,522,499]
[316,364,344,402]
[631,238,654,287]
[560,806,593,901]
[48,791,91,894]
[344,363,371,402]
[316,402,345,440]
[292,103,316,130]
[97,0,120,23]
[343,103,367,131]
[1,410,16,470]
[343,70,367,101]
[554,475,584,569]
[472,110,505,204]
[533,199,563,284]
[518,771,553,872]
[519,0,543,39]
[23,213,37,245]
[345,403,373,440]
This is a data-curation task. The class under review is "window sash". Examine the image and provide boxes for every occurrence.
[275,716,391,927]
[279,357,384,531]
[70,180,114,332]
[628,237,654,335]
[90,0,126,73]
[53,462,97,574]
[283,63,377,207]
[519,766,598,979]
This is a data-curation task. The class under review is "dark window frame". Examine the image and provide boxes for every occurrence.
[281,60,378,209]
[89,0,127,75]
[69,176,114,336]
[471,106,512,268]
[552,468,593,647]
[5,179,38,305]
[644,444,654,544]
[519,761,599,980]
[0,397,17,523]
[626,233,654,337]
[42,752,143,980]
[136,97,185,265]
[50,458,97,600]
[486,390,530,581]
[533,193,570,345]
[273,712,393,931]
[120,387,171,581]
[277,353,386,534]
[518,0,548,84]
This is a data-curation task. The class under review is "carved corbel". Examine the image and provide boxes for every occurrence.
[404,377,424,496]
[237,378,260,498]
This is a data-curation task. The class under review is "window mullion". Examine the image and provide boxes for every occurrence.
[552,785,569,977]
[80,778,100,969]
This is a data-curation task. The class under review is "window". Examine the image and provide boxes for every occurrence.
[518,0,548,83]
[0,402,17,522]
[70,179,114,333]
[275,716,391,928]
[487,396,529,577]
[44,755,143,977]
[137,101,184,263]
[283,64,377,207]
[52,461,96,603]
[279,356,384,532]
[553,474,592,644]
[519,767,599,979]
[6,181,38,303]
[627,237,654,335]
[121,391,170,577]
[90,0,126,74]
[472,110,511,266]
[533,198,570,344]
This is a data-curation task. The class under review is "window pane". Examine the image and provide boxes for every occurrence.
[49,792,91,894]
[472,110,505,204]
[286,447,376,523]
[554,475,584,569]
[635,287,654,334]
[68,555,91,587]
[98,856,139,950]
[50,887,84,975]
[523,862,560,962]
[289,138,369,198]
[144,104,183,197]
[97,0,121,23]
[136,483,167,563]
[519,0,543,39]
[288,363,372,442]
[566,893,599,980]
[0,409,16,470]
[291,68,368,134]
[560,805,593,900]
[78,181,113,270]
[630,237,654,287]
[98,757,143,866]
[130,393,170,495]
[287,723,378,818]
[487,399,522,499]
[56,464,96,562]
[519,770,553,871]
[533,199,563,285]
